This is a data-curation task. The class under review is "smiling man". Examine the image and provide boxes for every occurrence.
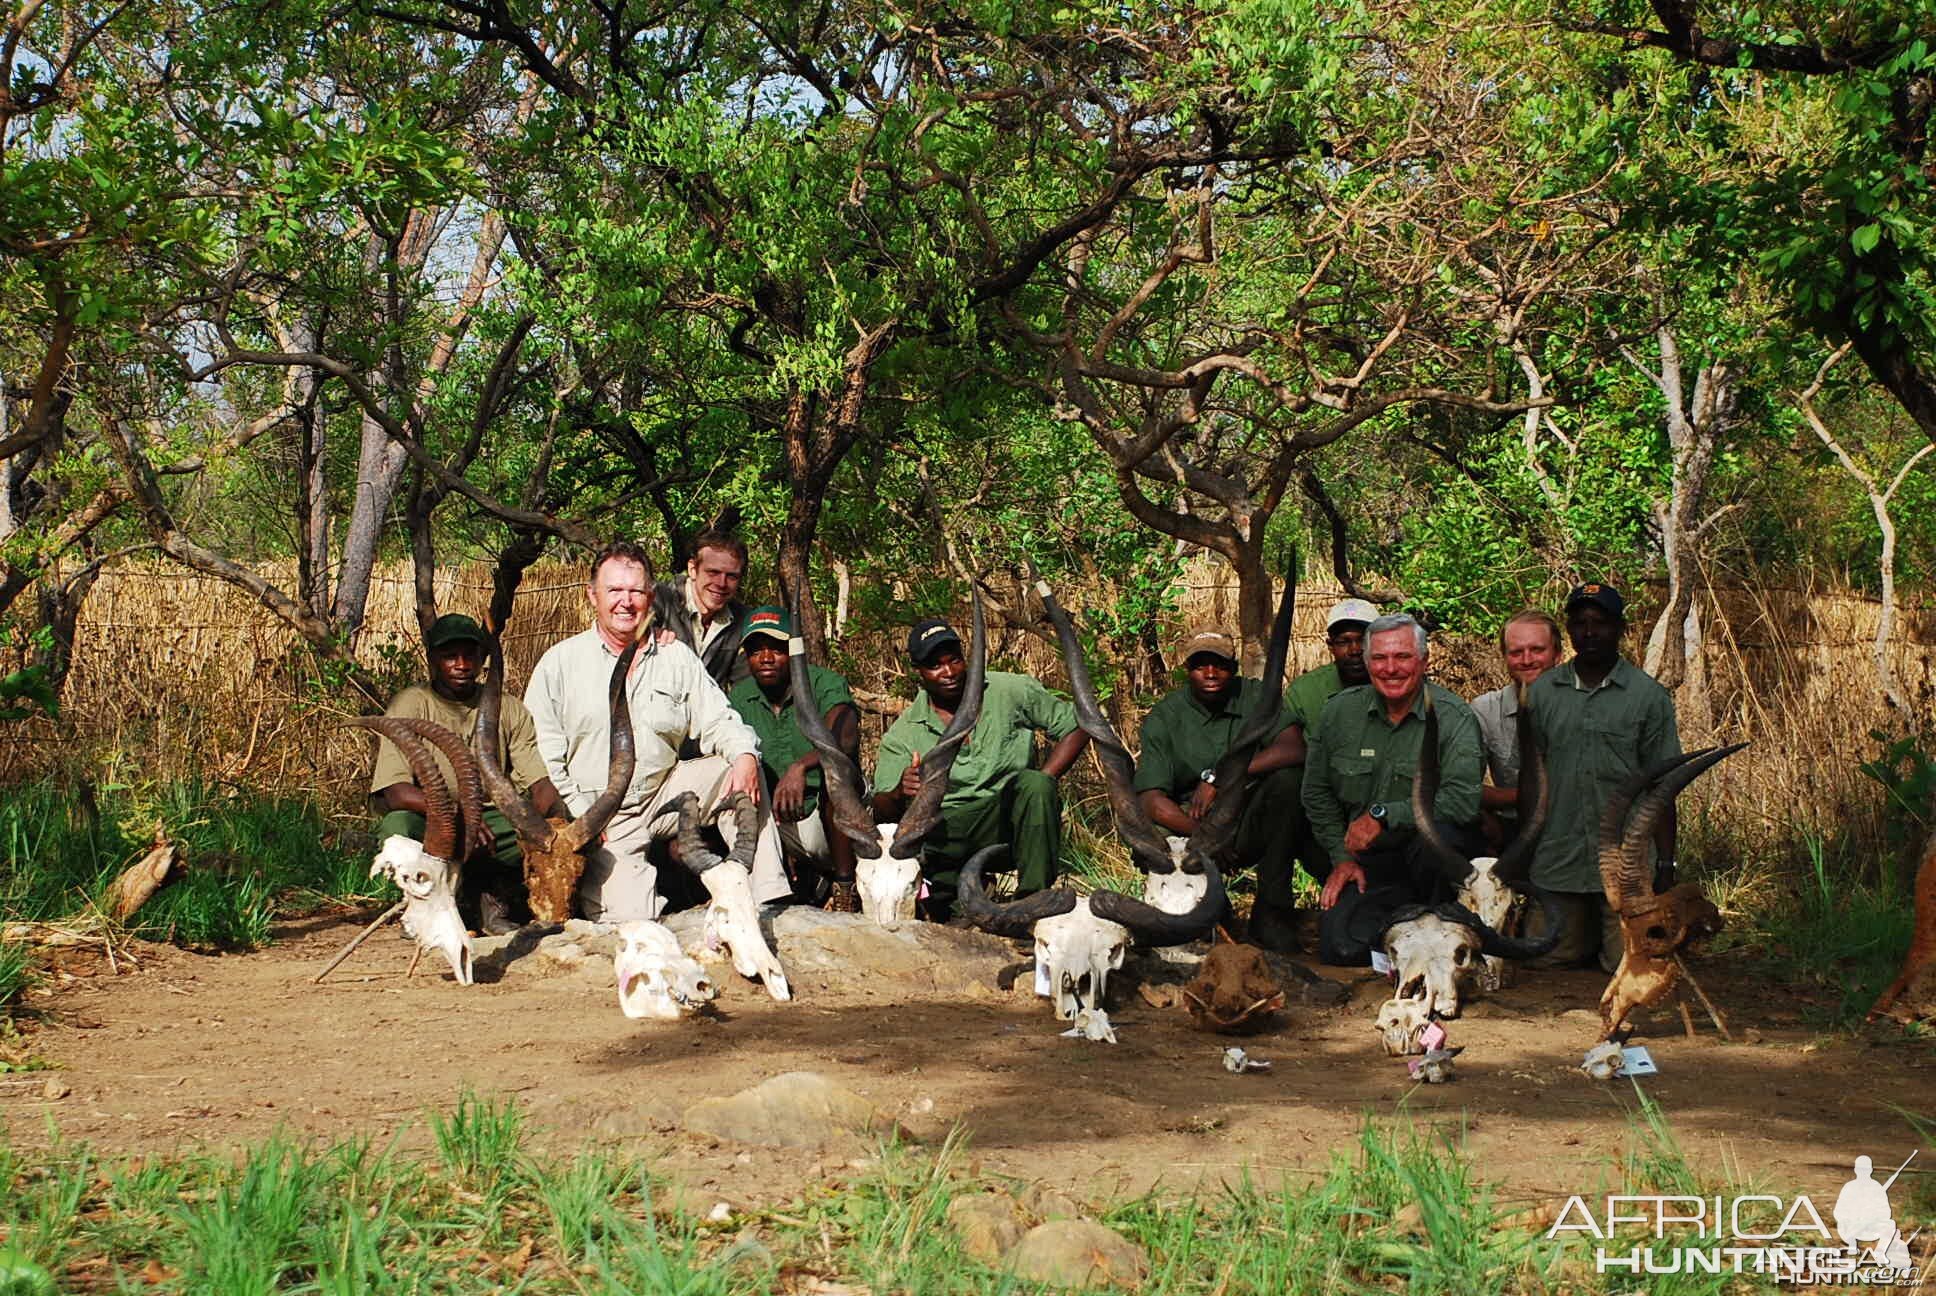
[370,612,559,934]
[1301,613,1485,965]
[1524,583,1682,971]
[1133,628,1306,950]
[525,541,788,922]
[655,529,752,687]
[1469,607,1566,846]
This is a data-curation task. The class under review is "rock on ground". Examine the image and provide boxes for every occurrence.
[682,1071,904,1149]
[1006,1219,1149,1290]
[946,1193,1027,1264]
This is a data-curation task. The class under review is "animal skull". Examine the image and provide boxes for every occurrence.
[1375,998,1433,1057]
[614,920,716,1020]
[854,822,920,928]
[699,861,791,1001]
[1034,900,1129,1022]
[1377,912,1484,1054]
[372,835,473,985]
[1455,857,1519,993]
[1144,837,1211,915]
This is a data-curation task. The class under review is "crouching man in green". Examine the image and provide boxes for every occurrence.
[370,613,562,934]
[1133,628,1307,950]
[872,616,1089,918]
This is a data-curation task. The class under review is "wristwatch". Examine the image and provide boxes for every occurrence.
[1367,802,1388,823]
[1199,768,1218,786]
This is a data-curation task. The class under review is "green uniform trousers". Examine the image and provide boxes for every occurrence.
[1240,765,1309,908]
[914,768,1061,896]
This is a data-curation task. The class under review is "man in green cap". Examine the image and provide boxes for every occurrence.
[370,612,562,933]
[726,605,864,911]
[873,616,1089,914]
[1133,628,1307,951]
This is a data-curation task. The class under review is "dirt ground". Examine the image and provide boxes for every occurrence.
[6,909,1934,1218]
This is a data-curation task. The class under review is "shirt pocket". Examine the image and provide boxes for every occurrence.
[1586,714,1639,778]
[1330,754,1375,808]
[642,683,690,738]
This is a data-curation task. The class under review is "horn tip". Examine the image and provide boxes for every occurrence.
[1034,579,1052,598]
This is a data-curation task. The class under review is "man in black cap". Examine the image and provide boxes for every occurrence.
[1524,582,1682,970]
[370,613,562,933]
[726,605,864,910]
[873,615,1088,913]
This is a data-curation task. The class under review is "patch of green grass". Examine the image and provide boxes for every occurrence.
[0,942,32,1012]
[0,777,380,956]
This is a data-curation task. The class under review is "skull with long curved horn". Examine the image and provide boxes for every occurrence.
[473,629,637,924]
[665,789,791,1001]
[346,717,479,985]
[1597,742,1746,1037]
[958,843,1225,1027]
[1034,565,1294,916]
[787,591,988,927]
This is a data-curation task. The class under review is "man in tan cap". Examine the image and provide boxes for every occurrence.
[1133,627,1306,949]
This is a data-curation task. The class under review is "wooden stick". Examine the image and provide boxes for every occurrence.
[1679,995,1697,1040]
[406,945,423,978]
[313,901,405,984]
[1673,956,1733,1041]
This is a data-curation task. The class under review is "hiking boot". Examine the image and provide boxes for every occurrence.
[1246,899,1301,955]
[478,893,521,937]
[825,879,861,914]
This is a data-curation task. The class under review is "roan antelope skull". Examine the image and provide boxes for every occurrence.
[787,594,987,928]
[614,920,717,1019]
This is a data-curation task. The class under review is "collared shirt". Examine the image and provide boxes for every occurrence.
[1470,682,1522,788]
[1132,677,1293,800]
[1301,682,1483,863]
[874,670,1079,805]
[1284,662,1345,739]
[685,578,734,658]
[1528,657,1681,893]
[368,684,549,813]
[727,662,856,809]
[651,579,748,687]
[525,629,758,817]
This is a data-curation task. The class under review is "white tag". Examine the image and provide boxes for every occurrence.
[1360,748,1377,758]
[1620,1045,1658,1075]
[1033,959,1051,997]
[1370,949,1392,975]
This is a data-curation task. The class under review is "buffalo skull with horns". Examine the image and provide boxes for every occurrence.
[784,595,988,928]
[1034,569,1297,916]
[346,715,494,984]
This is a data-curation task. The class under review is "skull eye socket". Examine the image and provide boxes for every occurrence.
[1453,946,1470,966]
[1647,924,1669,942]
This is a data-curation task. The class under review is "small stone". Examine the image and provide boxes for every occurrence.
[1392,1203,1424,1235]
[684,1072,904,1149]
[1006,1219,1148,1290]
[947,1193,1026,1264]
[720,1228,771,1271]
[1742,1027,1764,1045]
[1019,1183,1083,1222]
[707,1202,732,1223]
[41,1077,70,1100]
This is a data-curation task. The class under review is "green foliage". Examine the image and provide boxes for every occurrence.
[1858,728,1936,849]
[0,627,59,723]
[0,943,33,1015]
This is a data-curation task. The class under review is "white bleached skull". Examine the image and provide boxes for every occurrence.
[1377,912,1484,1054]
[371,834,473,985]
[698,861,791,1002]
[614,920,716,1020]
[1143,837,1211,915]
[1034,900,1129,1022]
[1375,997,1433,1057]
[855,822,920,928]
[1454,857,1520,993]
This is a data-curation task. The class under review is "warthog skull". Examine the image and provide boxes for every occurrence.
[1035,901,1131,1022]
[372,834,473,985]
[1375,997,1434,1056]
[614,920,716,1019]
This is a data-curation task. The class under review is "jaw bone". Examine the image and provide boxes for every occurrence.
[372,835,473,985]
[614,920,717,1020]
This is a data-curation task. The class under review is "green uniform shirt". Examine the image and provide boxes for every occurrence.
[368,685,549,814]
[1527,657,1681,893]
[1132,677,1294,800]
[726,663,856,808]
[875,670,1078,806]
[1284,662,1345,739]
[1301,682,1483,863]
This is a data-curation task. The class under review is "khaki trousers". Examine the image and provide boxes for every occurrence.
[576,757,791,922]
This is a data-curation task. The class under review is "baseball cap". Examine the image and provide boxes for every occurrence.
[907,617,962,666]
[426,613,487,650]
[1565,582,1627,619]
[742,604,791,647]
[1181,630,1238,665]
[1326,598,1379,633]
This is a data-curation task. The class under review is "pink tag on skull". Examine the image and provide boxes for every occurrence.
[1419,1020,1448,1052]
[916,879,931,901]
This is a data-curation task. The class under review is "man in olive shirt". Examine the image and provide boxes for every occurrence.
[370,613,562,933]
[1302,613,1484,965]
[1525,583,1681,971]
[1134,629,1306,950]
[727,605,863,911]
[874,616,1089,911]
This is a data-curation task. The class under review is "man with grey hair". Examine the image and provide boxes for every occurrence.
[1301,612,1485,965]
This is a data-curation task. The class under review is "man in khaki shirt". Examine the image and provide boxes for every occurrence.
[526,541,787,922]
[370,613,560,933]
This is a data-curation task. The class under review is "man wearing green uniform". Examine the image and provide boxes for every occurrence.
[1302,613,1485,965]
[874,617,1088,911]
[1525,583,1681,971]
[1134,628,1306,950]
[726,605,863,911]
[370,613,562,934]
